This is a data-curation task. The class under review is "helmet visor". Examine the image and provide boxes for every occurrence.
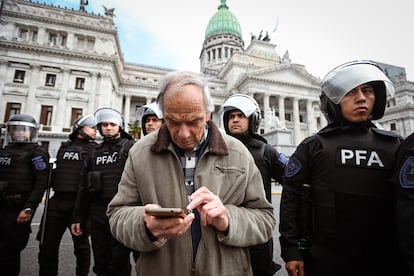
[321,61,395,104]
[6,123,38,143]
[136,103,163,120]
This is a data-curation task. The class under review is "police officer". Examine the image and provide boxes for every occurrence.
[279,60,402,276]
[71,108,135,276]
[0,114,50,276]
[38,114,97,276]
[393,122,414,274]
[136,102,164,136]
[222,94,286,276]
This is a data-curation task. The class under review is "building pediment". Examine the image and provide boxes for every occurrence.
[250,63,320,86]
[234,63,320,90]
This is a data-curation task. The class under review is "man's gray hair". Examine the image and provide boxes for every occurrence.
[157,71,214,113]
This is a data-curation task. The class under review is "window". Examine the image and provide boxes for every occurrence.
[13,70,25,83]
[18,27,38,42]
[47,31,67,47]
[390,123,397,131]
[71,108,83,125]
[285,113,291,121]
[19,28,29,40]
[4,102,21,122]
[40,105,53,126]
[45,74,56,87]
[49,33,57,46]
[75,77,85,90]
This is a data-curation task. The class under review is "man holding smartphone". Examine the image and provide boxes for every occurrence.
[107,71,275,276]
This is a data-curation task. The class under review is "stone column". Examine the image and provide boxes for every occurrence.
[278,96,285,122]
[306,99,315,135]
[293,97,300,145]
[263,93,270,133]
[25,64,40,116]
[87,72,99,114]
[124,94,131,130]
[55,68,70,129]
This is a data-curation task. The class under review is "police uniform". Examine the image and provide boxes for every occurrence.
[38,138,96,276]
[394,132,414,274]
[280,121,401,276]
[221,94,286,276]
[73,136,135,276]
[239,133,286,276]
[0,142,49,276]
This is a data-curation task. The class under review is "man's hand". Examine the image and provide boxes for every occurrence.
[144,204,195,240]
[16,210,32,224]
[187,186,229,232]
[71,223,83,236]
[285,260,305,276]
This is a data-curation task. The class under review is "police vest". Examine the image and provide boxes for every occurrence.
[312,128,400,251]
[0,144,41,194]
[53,141,95,193]
[246,141,272,202]
[90,138,134,199]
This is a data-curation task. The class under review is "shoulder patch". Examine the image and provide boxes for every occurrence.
[399,156,414,188]
[277,153,289,166]
[32,156,47,171]
[284,156,302,177]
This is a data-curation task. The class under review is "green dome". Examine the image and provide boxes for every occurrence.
[205,0,242,39]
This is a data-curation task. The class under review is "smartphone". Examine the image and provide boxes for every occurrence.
[145,207,186,218]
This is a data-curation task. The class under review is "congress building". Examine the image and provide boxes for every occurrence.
[0,0,412,158]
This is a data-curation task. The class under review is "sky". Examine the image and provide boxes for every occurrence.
[39,0,413,80]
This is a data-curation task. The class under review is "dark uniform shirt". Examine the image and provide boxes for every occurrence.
[279,121,402,276]
[393,131,414,274]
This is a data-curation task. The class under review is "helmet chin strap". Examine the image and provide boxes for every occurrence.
[103,133,120,142]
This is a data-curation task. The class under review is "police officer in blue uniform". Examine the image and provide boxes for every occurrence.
[222,94,286,276]
[38,114,97,276]
[0,114,50,276]
[279,61,402,276]
[71,108,135,276]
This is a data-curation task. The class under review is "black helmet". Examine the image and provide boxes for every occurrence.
[69,114,96,140]
[320,60,395,124]
[5,114,39,144]
[136,103,163,135]
[221,94,261,134]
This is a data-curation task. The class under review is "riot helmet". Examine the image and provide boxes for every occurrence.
[69,114,96,140]
[136,102,163,135]
[5,114,39,144]
[95,107,123,138]
[221,94,261,134]
[320,60,395,124]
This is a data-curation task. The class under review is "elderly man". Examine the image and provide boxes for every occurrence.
[107,70,275,276]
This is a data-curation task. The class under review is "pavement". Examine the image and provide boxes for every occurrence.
[20,184,288,276]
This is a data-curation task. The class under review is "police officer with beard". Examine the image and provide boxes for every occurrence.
[38,114,97,276]
[71,108,135,276]
[279,60,402,276]
[221,94,287,276]
[0,114,49,276]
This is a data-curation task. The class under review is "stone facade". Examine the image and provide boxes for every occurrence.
[0,0,411,158]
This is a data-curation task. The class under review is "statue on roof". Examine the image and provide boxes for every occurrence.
[262,31,270,42]
[102,5,115,17]
[80,0,88,12]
